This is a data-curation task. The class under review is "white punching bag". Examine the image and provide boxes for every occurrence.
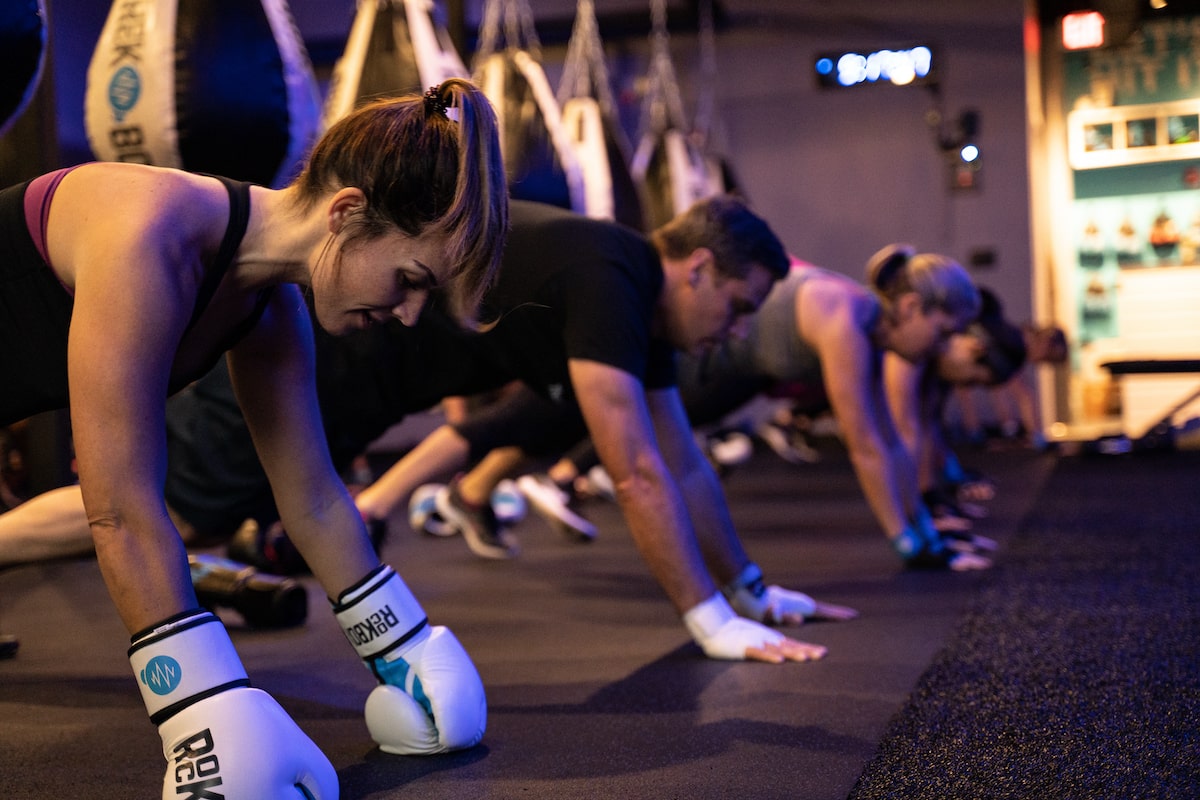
[0,0,47,138]
[556,0,643,229]
[84,0,321,188]
[630,0,726,231]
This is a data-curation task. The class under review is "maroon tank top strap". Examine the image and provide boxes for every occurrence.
[23,165,83,270]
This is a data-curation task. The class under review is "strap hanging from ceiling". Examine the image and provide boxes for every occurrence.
[692,0,717,150]
[475,0,540,60]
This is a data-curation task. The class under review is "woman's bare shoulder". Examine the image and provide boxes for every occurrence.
[61,163,228,229]
[48,164,231,286]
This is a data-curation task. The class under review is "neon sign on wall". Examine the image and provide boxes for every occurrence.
[814,46,934,88]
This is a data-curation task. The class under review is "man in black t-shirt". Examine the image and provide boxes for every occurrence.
[354,198,849,663]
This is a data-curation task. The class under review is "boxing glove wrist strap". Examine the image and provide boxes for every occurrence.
[941,453,967,484]
[682,593,738,643]
[332,564,428,662]
[721,563,766,602]
[127,610,249,726]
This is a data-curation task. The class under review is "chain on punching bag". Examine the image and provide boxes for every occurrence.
[85,0,321,188]
[557,0,644,229]
[0,0,47,138]
[323,0,468,129]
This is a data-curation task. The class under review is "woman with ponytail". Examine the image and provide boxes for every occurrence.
[0,78,507,793]
[885,287,1030,551]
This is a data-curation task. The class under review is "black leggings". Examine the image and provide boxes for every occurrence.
[451,383,588,464]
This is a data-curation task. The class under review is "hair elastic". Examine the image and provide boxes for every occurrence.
[424,86,448,118]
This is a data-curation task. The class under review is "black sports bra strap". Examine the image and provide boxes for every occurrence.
[185,176,252,333]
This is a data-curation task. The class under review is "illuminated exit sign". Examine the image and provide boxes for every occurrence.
[1063,11,1106,50]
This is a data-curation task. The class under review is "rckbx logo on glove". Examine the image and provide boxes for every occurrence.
[167,728,223,796]
[342,603,407,648]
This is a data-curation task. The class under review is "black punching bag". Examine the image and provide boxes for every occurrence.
[323,0,468,127]
[85,0,321,187]
[473,0,584,213]
[0,0,47,138]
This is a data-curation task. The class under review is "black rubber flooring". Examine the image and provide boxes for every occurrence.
[2,442,1060,799]
[850,449,1200,800]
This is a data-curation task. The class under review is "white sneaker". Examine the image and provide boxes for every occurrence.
[490,478,527,525]
[706,430,754,466]
[582,465,615,502]
[515,474,597,542]
[756,422,820,464]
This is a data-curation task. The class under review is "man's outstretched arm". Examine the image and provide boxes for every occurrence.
[568,358,827,663]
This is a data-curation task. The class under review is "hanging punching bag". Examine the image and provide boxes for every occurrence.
[0,0,47,138]
[323,0,468,128]
[632,128,725,231]
[557,0,643,229]
[473,0,584,213]
[85,0,321,188]
[630,0,725,231]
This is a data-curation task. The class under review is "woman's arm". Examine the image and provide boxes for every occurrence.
[59,171,214,633]
[802,285,914,540]
[227,286,377,598]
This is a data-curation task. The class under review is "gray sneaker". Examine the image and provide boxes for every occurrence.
[436,479,520,560]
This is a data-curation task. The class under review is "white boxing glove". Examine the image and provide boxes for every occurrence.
[682,592,786,661]
[722,562,816,625]
[129,610,337,800]
[333,565,486,755]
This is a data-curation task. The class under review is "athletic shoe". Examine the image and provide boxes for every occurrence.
[516,473,597,542]
[756,421,821,464]
[227,518,311,575]
[436,478,520,560]
[490,478,528,525]
[227,513,388,575]
[409,483,459,537]
[704,429,754,467]
[580,465,616,502]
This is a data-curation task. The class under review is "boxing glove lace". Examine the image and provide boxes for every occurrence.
[129,609,337,799]
[332,565,486,755]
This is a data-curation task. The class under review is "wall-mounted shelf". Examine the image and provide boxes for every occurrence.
[1068,98,1200,169]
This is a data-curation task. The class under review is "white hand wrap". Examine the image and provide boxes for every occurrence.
[683,592,785,661]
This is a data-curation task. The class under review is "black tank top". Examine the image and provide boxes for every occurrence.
[0,172,273,425]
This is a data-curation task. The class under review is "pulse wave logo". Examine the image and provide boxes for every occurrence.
[107,66,140,122]
[140,655,183,696]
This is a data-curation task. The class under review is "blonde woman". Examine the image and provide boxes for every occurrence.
[676,245,989,571]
